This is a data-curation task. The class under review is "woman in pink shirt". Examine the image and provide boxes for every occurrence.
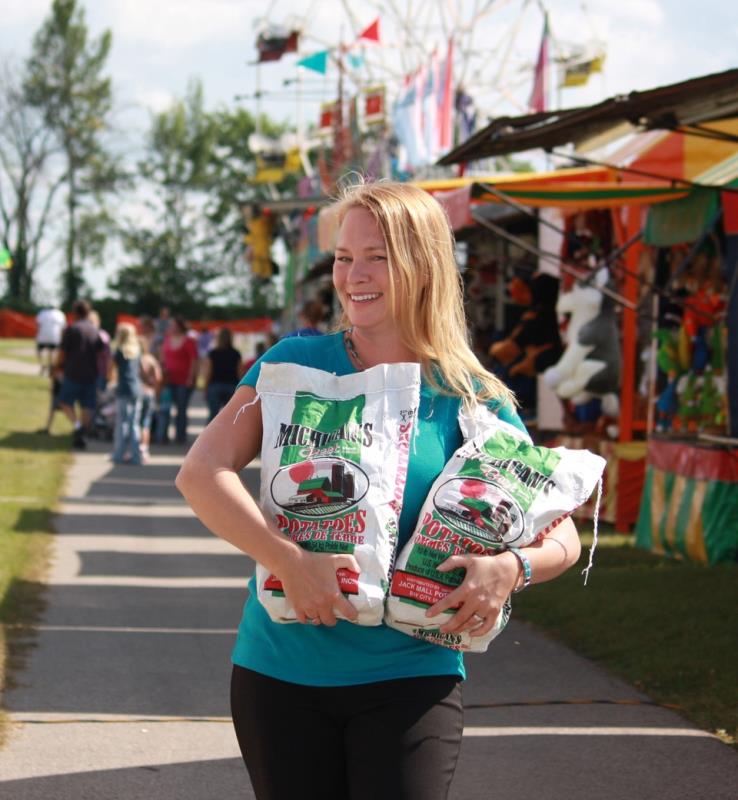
[156,316,199,445]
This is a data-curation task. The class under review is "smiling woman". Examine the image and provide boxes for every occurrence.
[176,180,583,800]
[333,206,395,344]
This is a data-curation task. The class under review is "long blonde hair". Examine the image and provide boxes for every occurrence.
[114,322,141,360]
[331,181,515,410]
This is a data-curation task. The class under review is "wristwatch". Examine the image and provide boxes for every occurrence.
[507,547,532,593]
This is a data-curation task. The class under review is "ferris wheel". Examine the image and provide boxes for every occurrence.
[252,0,605,118]
[246,0,606,181]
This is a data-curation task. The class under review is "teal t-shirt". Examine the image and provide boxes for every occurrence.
[231,331,527,686]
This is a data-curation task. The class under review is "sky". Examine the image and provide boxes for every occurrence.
[1,0,736,301]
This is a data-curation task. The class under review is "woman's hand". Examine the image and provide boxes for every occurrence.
[425,551,520,638]
[278,549,361,627]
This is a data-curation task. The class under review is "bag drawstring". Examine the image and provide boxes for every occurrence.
[581,476,602,586]
[233,392,260,424]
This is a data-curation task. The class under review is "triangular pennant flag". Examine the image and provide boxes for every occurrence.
[357,18,380,43]
[528,14,549,112]
[256,29,299,63]
[347,52,364,70]
[297,50,329,75]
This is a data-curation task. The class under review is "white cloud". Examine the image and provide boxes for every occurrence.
[1,0,52,27]
[594,0,666,27]
[133,87,176,113]
[108,0,252,48]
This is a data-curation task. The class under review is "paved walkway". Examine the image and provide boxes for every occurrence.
[0,356,41,376]
[1,380,737,798]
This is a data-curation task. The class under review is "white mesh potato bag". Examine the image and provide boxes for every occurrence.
[386,412,606,651]
[254,362,420,626]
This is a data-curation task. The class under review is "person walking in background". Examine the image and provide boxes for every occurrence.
[138,336,162,461]
[110,322,143,465]
[39,363,64,434]
[138,315,157,358]
[156,316,198,445]
[35,305,66,375]
[197,327,214,365]
[282,299,326,339]
[153,306,170,358]
[88,310,112,395]
[176,182,582,800]
[240,340,267,376]
[203,327,242,422]
[56,299,103,450]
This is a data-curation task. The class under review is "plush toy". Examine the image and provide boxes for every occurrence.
[655,378,680,431]
[682,281,725,339]
[710,324,725,374]
[654,329,680,375]
[698,367,723,431]
[543,267,621,417]
[489,273,563,378]
[675,372,700,432]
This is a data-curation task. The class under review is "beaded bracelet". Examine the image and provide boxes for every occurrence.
[507,547,532,593]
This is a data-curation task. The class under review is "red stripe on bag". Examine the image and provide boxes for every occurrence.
[391,570,455,607]
[336,568,360,595]
[266,571,359,595]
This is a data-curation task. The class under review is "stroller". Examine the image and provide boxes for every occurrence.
[88,386,117,441]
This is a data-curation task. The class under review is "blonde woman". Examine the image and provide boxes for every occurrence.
[111,322,143,465]
[176,182,581,800]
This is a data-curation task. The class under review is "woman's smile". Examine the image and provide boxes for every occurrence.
[333,207,393,333]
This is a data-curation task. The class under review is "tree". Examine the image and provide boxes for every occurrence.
[0,63,64,305]
[114,80,290,312]
[23,0,120,305]
[112,81,219,313]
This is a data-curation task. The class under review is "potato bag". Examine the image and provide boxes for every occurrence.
[254,362,420,625]
[386,411,605,651]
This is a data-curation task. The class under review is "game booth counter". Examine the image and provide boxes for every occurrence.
[436,68,738,563]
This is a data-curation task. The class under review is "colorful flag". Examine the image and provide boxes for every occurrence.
[347,52,365,70]
[363,85,386,127]
[318,102,335,137]
[392,71,427,170]
[422,51,440,163]
[0,247,11,269]
[528,14,549,113]
[560,55,605,87]
[455,90,477,143]
[357,18,380,44]
[256,28,299,63]
[297,50,329,75]
[438,37,454,151]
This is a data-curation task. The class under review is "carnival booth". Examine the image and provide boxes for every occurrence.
[437,68,738,561]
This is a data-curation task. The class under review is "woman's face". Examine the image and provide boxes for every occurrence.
[333,207,394,334]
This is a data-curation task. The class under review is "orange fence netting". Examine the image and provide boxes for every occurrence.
[0,310,274,339]
[0,310,37,338]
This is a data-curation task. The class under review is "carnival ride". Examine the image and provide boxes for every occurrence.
[244,0,607,175]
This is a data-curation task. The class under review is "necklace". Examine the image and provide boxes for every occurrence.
[344,328,366,371]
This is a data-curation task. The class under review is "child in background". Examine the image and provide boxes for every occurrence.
[40,365,64,434]
[111,322,143,465]
[139,337,162,461]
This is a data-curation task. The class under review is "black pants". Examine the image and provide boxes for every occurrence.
[231,666,463,800]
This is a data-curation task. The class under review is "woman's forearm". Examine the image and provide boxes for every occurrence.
[519,517,582,588]
[176,462,302,578]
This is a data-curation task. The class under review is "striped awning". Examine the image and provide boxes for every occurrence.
[470,180,688,210]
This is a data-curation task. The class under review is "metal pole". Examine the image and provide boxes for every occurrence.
[470,209,638,310]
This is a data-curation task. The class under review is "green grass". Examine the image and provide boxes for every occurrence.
[0,337,38,365]
[514,529,738,746]
[0,346,736,751]
[0,367,71,743]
